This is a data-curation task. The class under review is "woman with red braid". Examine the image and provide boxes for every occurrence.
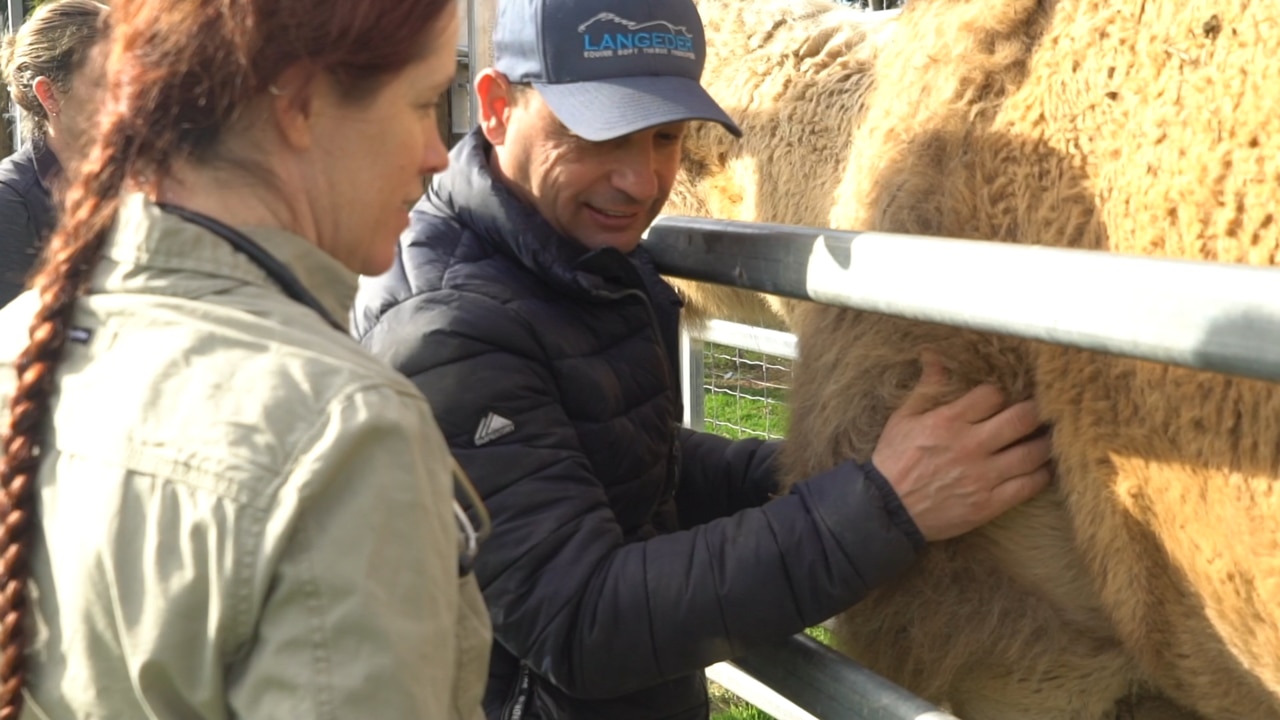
[0,0,490,718]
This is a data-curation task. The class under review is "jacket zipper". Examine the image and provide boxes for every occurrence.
[501,664,533,720]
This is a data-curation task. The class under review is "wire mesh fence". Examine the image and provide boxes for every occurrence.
[681,319,798,442]
[702,343,793,441]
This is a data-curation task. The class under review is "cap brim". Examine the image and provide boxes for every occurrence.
[533,75,743,142]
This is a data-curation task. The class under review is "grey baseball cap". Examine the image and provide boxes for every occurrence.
[492,0,743,142]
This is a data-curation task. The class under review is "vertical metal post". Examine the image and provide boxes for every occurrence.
[6,0,25,154]
[679,324,706,431]
[448,1,471,147]
[466,0,497,133]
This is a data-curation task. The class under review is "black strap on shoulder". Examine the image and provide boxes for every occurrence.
[156,202,344,332]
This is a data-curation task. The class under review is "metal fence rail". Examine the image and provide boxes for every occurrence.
[645,216,1280,383]
[712,634,959,720]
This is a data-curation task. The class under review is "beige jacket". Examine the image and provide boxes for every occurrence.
[0,193,490,719]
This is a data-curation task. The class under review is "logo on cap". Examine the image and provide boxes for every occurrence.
[577,12,696,61]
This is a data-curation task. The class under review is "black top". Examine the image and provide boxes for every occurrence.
[0,142,59,306]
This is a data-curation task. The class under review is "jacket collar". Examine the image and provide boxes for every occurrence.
[99,193,359,330]
[426,129,667,300]
[32,142,61,190]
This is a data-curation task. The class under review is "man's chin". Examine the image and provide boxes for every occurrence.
[578,231,644,253]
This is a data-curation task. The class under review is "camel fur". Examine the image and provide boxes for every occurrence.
[665,0,1280,718]
[665,1,895,331]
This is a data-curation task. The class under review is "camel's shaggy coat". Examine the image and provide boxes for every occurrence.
[666,0,1280,717]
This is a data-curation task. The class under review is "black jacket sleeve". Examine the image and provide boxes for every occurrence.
[363,290,923,700]
[675,429,781,527]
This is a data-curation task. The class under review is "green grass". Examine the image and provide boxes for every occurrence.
[708,687,779,720]
[804,625,833,646]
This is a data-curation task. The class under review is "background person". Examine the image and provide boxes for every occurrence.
[0,0,107,306]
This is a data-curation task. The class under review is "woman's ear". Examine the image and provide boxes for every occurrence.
[32,76,61,118]
[475,69,514,146]
[267,63,321,152]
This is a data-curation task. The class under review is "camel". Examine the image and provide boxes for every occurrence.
[665,0,1280,718]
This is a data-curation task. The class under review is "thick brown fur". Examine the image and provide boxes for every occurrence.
[664,0,895,330]
[670,0,1280,718]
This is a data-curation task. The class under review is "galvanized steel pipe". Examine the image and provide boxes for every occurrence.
[644,215,1280,383]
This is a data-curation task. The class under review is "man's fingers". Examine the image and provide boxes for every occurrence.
[988,434,1053,482]
[987,464,1054,516]
[946,383,1009,424]
[976,398,1043,450]
[896,348,951,416]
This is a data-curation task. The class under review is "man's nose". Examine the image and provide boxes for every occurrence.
[611,148,660,203]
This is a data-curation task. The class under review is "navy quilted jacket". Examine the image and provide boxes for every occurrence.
[351,130,924,720]
[0,144,58,306]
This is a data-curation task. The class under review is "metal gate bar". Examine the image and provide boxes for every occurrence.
[644,216,1280,383]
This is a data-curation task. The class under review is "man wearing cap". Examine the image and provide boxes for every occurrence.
[352,0,1052,717]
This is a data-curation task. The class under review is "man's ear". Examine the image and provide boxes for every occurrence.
[476,68,515,146]
[32,76,60,118]
[268,63,321,152]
